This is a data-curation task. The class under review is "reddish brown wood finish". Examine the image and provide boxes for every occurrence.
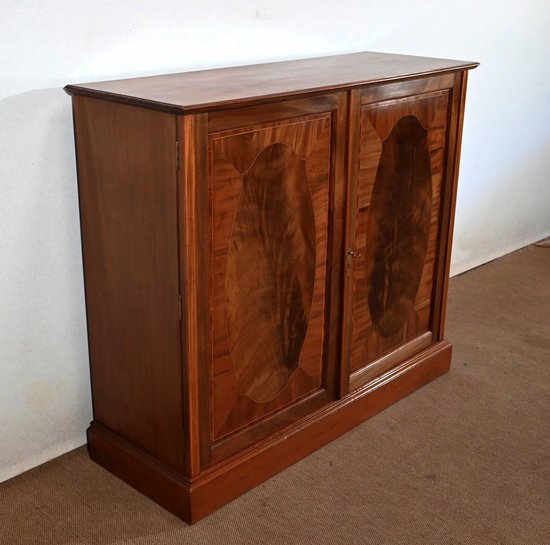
[225,143,316,403]
[349,331,433,391]
[433,71,470,341]
[365,114,432,338]
[347,81,453,385]
[87,423,190,521]
[65,51,477,114]
[206,96,345,464]
[72,97,185,472]
[211,114,329,423]
[179,113,210,477]
[66,51,477,524]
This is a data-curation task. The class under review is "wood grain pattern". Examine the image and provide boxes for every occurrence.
[432,71,470,341]
[208,104,337,456]
[68,52,477,523]
[360,73,454,104]
[65,51,477,114]
[339,89,362,398]
[366,115,432,337]
[180,113,210,476]
[326,93,350,399]
[208,94,340,133]
[349,331,432,391]
[226,143,316,402]
[348,88,451,376]
[205,95,346,465]
[72,96,184,472]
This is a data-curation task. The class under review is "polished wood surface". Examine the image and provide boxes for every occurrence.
[87,423,190,521]
[65,51,477,113]
[68,51,477,524]
[224,139,317,403]
[73,97,185,472]
[179,113,210,477]
[349,331,432,391]
[207,96,344,462]
[347,84,451,378]
[366,115,432,338]
[433,72,470,341]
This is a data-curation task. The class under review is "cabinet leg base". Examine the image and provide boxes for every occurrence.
[87,340,451,524]
[87,423,191,521]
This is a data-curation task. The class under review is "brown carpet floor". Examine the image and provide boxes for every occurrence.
[1,245,549,544]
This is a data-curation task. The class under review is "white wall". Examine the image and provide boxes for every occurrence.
[1,0,549,482]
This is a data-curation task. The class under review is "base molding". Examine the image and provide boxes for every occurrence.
[87,424,191,520]
[88,340,451,523]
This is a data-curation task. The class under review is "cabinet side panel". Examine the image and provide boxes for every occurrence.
[73,97,184,472]
[432,71,469,339]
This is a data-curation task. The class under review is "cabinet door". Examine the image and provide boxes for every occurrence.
[204,94,346,464]
[344,76,455,391]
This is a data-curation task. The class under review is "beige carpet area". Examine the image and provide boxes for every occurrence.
[1,245,549,544]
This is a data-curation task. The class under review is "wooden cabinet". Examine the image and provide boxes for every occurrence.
[66,51,477,523]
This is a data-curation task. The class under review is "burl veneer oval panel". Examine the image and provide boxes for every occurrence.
[365,115,432,338]
[225,143,316,403]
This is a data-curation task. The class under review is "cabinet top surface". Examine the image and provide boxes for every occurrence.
[65,51,478,114]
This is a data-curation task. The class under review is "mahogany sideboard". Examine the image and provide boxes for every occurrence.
[65,51,478,523]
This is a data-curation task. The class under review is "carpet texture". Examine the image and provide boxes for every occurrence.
[1,245,549,544]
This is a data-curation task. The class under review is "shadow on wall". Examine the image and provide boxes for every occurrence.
[452,136,550,276]
[0,87,92,483]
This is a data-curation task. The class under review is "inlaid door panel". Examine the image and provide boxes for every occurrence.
[347,84,452,389]
[207,95,345,463]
